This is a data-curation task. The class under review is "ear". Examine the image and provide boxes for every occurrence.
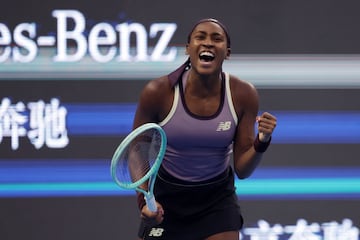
[225,47,231,59]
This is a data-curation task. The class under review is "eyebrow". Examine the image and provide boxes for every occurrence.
[193,30,225,37]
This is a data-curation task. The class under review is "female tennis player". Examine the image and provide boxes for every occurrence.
[133,18,277,240]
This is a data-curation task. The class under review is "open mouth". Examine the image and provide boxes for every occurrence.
[199,51,215,62]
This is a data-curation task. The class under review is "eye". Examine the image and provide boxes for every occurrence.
[194,34,206,40]
[212,34,225,42]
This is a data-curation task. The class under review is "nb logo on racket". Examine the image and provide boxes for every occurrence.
[216,121,232,131]
[148,227,165,237]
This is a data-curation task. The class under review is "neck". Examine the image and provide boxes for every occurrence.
[185,69,222,97]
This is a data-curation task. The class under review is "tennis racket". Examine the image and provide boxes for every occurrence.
[110,123,167,212]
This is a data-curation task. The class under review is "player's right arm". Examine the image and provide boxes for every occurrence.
[132,76,172,129]
[132,76,170,226]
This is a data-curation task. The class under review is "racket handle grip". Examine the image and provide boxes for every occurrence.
[145,194,157,212]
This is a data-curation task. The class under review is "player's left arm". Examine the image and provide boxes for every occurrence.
[231,77,277,179]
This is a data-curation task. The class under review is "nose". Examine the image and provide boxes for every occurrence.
[202,37,214,46]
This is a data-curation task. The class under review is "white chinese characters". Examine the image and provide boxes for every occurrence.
[241,219,359,240]
[0,97,69,150]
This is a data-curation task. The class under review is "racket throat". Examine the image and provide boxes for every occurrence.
[145,194,157,212]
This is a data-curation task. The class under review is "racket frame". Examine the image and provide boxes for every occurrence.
[110,123,167,211]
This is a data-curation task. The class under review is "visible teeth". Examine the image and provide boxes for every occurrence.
[200,51,214,57]
[199,51,215,62]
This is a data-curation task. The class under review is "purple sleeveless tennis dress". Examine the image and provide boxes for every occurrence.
[159,69,238,182]
[139,69,243,240]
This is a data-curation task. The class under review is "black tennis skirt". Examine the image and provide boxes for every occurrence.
[138,166,243,240]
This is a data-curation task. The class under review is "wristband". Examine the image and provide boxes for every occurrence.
[254,133,271,153]
[137,192,146,211]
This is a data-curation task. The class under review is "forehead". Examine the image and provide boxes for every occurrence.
[191,21,226,36]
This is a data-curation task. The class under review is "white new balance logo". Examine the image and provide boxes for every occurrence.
[148,227,165,237]
[216,121,232,131]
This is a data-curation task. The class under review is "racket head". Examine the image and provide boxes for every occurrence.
[110,123,166,192]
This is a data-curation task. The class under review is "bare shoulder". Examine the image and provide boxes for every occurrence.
[229,74,259,101]
[140,75,172,102]
[228,74,259,115]
[142,75,171,94]
[136,75,174,123]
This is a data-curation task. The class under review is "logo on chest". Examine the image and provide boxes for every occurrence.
[216,121,232,131]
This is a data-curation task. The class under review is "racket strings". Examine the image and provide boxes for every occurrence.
[115,128,162,189]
